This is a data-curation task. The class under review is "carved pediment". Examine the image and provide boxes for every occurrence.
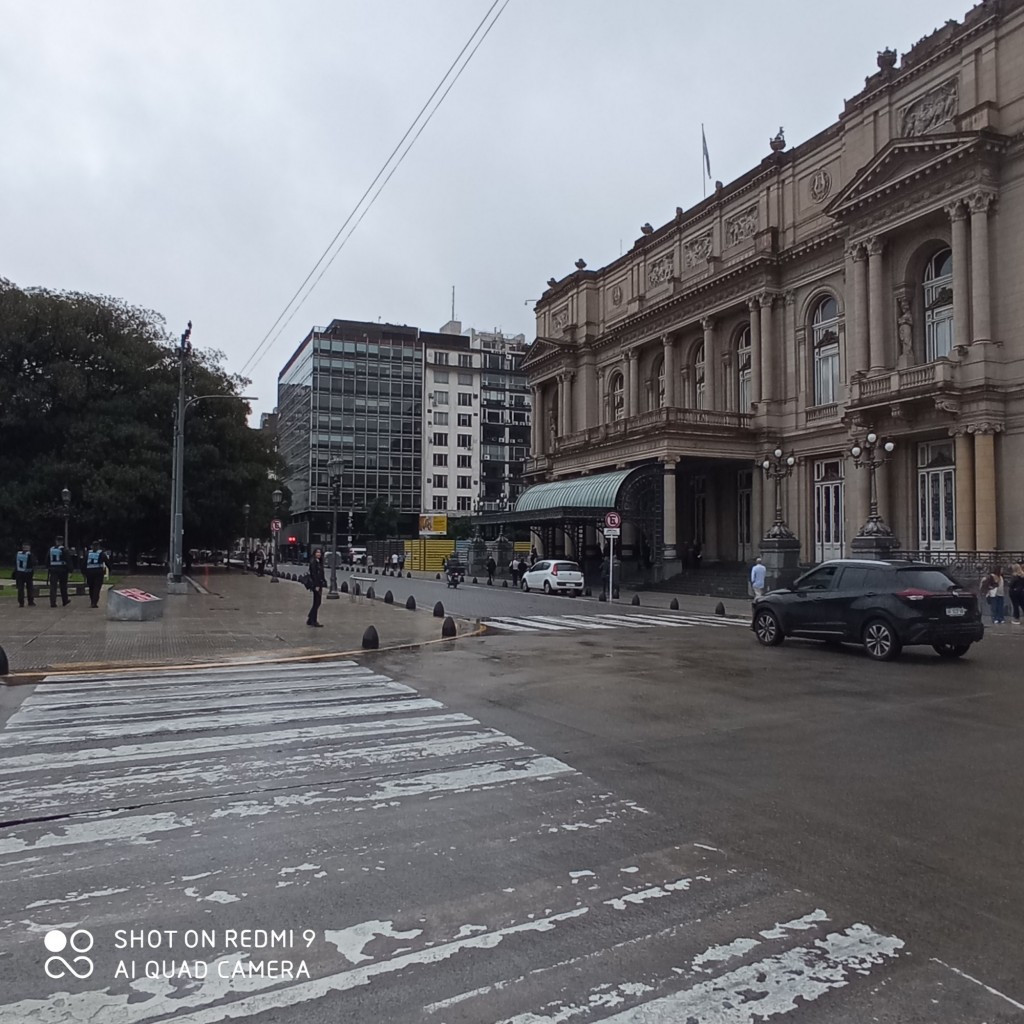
[522,336,575,371]
[825,132,1002,221]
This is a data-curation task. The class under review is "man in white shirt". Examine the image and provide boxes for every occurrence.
[750,557,767,599]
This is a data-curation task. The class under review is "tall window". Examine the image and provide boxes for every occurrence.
[610,373,625,420]
[654,357,666,409]
[694,343,706,409]
[812,296,840,406]
[924,248,953,361]
[737,326,751,411]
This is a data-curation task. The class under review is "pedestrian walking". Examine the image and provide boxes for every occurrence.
[47,535,70,607]
[486,555,496,584]
[530,546,539,566]
[391,552,399,571]
[509,557,519,586]
[979,566,1006,624]
[517,555,528,583]
[248,549,256,571]
[306,548,326,627]
[750,556,767,599]
[1009,562,1024,625]
[84,540,110,608]
[399,551,406,572]
[14,541,36,607]
[255,547,266,576]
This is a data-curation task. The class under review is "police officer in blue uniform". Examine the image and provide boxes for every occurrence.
[84,540,110,608]
[48,536,71,607]
[15,542,36,607]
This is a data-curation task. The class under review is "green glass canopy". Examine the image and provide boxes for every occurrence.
[513,467,635,513]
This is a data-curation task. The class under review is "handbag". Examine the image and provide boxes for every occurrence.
[302,573,314,591]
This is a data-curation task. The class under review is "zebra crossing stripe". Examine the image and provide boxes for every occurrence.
[528,615,616,629]
[486,617,576,631]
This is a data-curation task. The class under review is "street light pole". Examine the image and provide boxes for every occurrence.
[327,456,342,599]
[850,432,896,536]
[271,489,282,583]
[759,446,797,539]
[61,487,71,549]
[242,503,250,574]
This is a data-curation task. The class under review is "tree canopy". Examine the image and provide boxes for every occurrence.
[0,278,282,563]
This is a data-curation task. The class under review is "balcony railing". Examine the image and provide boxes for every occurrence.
[849,360,957,404]
[554,406,752,451]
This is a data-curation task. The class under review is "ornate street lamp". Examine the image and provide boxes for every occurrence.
[242,503,250,574]
[61,487,71,548]
[271,488,283,583]
[759,446,797,539]
[327,456,343,599]
[850,432,896,537]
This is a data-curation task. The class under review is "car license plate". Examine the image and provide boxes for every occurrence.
[946,606,966,617]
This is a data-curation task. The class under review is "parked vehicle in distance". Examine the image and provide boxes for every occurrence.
[751,559,984,661]
[348,547,368,565]
[445,558,466,587]
[521,559,584,596]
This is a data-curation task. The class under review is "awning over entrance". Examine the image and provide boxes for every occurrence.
[514,467,634,514]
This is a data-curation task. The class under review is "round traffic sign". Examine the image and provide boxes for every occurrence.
[270,518,282,533]
[604,511,621,528]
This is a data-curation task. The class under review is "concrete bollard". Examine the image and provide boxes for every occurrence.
[599,592,607,602]
[340,581,349,593]
[441,615,457,638]
[670,598,679,610]
[472,577,478,585]
[0,645,8,676]
[406,595,416,610]
[107,588,164,622]
[384,590,394,604]
[502,580,508,588]
[433,601,445,618]
[366,587,375,600]
[407,571,412,578]
[715,601,726,616]
[361,625,379,650]
[631,594,640,606]
[435,573,441,580]
[612,587,620,599]
[585,586,591,597]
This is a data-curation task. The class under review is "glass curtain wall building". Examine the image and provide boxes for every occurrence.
[277,320,435,548]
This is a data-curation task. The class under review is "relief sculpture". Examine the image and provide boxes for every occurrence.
[725,205,758,246]
[552,307,570,331]
[899,78,958,137]
[647,254,674,288]
[683,232,712,268]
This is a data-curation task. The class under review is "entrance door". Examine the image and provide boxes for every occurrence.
[813,459,845,562]
[917,441,956,552]
[737,470,753,563]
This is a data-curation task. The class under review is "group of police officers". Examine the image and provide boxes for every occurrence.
[14,538,111,609]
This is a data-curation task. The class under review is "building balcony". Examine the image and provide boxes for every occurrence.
[557,407,753,452]
[847,359,959,413]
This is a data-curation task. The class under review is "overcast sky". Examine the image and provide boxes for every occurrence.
[2,0,969,421]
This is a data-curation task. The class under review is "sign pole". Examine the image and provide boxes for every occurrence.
[609,534,615,602]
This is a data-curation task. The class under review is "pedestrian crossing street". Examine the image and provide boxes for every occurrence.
[484,609,751,634]
[0,658,994,1022]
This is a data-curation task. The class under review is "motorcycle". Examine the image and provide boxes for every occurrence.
[445,560,466,588]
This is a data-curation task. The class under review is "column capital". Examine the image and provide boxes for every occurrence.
[866,235,885,257]
[967,421,1004,435]
[784,289,796,307]
[756,290,778,309]
[944,198,968,222]
[968,189,997,215]
[746,295,761,312]
[661,333,675,349]
[700,316,716,332]
[626,347,639,364]
[660,456,680,469]
[846,242,867,261]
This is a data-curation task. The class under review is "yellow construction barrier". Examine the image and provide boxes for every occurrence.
[404,539,455,572]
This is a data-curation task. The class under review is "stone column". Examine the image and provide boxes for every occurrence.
[759,294,775,403]
[748,297,762,406]
[532,386,545,456]
[849,243,869,374]
[662,335,676,407]
[564,372,575,435]
[701,318,716,410]
[953,429,975,551]
[621,354,632,418]
[867,236,886,371]
[662,457,679,561]
[580,351,596,429]
[627,349,640,417]
[947,200,970,351]
[969,191,994,344]
[597,368,608,425]
[973,426,998,550]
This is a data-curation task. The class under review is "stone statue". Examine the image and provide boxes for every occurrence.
[897,297,913,356]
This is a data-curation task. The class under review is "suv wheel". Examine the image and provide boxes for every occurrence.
[863,619,902,661]
[753,609,784,647]
[933,642,971,659]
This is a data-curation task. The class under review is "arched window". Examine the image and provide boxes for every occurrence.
[812,296,840,405]
[694,343,706,409]
[737,326,752,411]
[924,248,953,361]
[654,356,666,409]
[610,373,625,420]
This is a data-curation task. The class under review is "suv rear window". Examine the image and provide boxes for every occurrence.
[892,568,959,592]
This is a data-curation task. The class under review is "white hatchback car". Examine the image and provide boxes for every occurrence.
[521,559,584,596]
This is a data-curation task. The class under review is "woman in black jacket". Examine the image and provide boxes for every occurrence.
[307,548,326,627]
[1009,562,1024,625]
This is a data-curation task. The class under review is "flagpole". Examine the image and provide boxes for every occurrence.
[702,123,707,199]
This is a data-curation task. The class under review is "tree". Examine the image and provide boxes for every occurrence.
[0,278,283,563]
[364,496,399,539]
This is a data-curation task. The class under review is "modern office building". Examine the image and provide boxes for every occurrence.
[277,318,532,546]
[518,0,1024,583]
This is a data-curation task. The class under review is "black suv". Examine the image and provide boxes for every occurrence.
[751,559,984,661]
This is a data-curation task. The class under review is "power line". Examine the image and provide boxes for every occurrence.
[241,0,511,377]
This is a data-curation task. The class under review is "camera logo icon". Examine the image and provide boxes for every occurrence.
[44,929,95,979]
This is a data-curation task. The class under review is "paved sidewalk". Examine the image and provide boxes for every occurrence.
[0,569,467,676]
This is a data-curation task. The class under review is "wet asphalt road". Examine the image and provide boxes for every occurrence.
[0,614,1021,1022]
